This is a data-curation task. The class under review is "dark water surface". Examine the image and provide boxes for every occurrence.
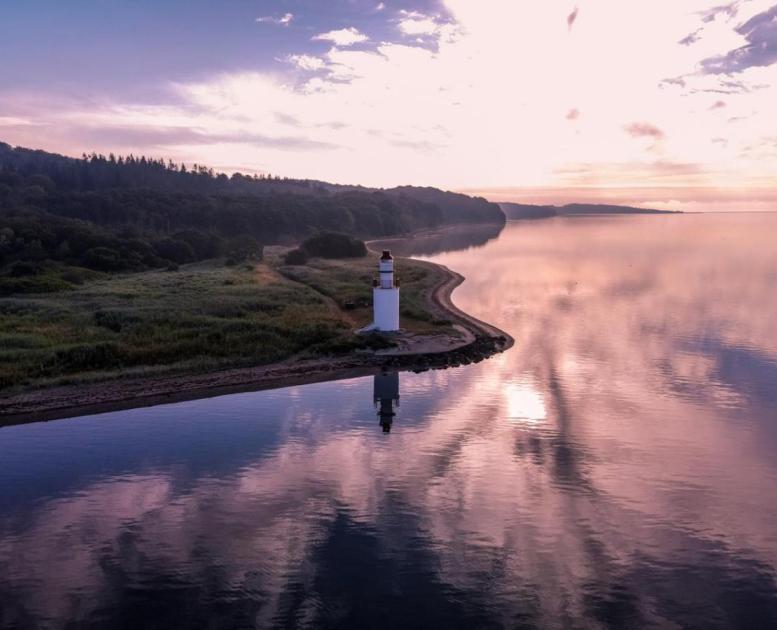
[2,214,777,629]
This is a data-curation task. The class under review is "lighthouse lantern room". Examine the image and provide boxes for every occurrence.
[370,250,400,332]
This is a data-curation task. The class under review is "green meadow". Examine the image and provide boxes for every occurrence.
[0,248,450,393]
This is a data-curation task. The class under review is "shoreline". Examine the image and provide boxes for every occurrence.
[0,255,513,427]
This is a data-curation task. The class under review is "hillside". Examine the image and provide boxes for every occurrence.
[500,201,679,220]
[0,142,504,291]
[388,186,506,224]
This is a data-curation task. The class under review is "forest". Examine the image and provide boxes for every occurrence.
[0,141,503,295]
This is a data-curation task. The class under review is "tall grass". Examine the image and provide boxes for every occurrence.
[1,252,453,393]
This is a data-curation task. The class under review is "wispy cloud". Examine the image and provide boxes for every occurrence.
[700,2,740,24]
[312,27,368,47]
[287,54,326,72]
[554,160,703,186]
[87,126,334,150]
[566,108,580,121]
[567,7,579,32]
[678,28,703,46]
[389,138,446,152]
[397,10,444,37]
[0,116,44,127]
[710,100,727,110]
[660,76,686,89]
[624,122,665,140]
[255,13,294,26]
[72,125,337,151]
[700,5,777,74]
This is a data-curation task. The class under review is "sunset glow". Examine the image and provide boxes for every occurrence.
[2,1,776,207]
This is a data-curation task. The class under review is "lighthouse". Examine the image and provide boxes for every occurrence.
[371,250,400,332]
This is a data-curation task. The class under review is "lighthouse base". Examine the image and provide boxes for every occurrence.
[361,287,400,332]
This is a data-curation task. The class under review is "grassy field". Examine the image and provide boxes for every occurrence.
[269,248,449,330]
[0,248,451,392]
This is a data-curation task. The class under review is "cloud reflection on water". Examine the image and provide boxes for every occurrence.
[2,214,777,627]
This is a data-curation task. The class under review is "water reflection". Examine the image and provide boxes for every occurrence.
[370,222,504,257]
[1,214,777,628]
[374,371,400,433]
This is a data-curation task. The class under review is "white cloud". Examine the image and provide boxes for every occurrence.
[312,27,368,47]
[397,10,443,36]
[287,54,326,72]
[13,0,777,194]
[256,13,294,26]
[0,116,42,127]
[398,17,440,36]
[376,2,386,11]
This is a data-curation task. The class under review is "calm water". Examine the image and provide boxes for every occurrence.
[2,214,777,629]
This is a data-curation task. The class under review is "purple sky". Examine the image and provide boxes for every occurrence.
[1,0,776,209]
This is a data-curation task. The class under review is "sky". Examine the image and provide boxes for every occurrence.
[1,0,776,210]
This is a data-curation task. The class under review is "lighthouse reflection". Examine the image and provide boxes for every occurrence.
[373,371,400,432]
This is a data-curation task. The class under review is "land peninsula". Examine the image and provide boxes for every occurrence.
[500,201,681,220]
[0,142,511,422]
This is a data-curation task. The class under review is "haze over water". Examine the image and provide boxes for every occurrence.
[2,213,777,628]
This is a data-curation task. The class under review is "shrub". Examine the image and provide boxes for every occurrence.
[0,275,74,296]
[53,342,123,372]
[9,261,41,277]
[284,248,309,265]
[300,232,367,258]
[94,310,139,332]
[153,238,195,264]
[60,267,103,285]
[172,229,223,259]
[83,246,124,271]
[227,234,263,262]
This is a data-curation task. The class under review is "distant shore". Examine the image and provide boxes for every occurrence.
[0,254,513,426]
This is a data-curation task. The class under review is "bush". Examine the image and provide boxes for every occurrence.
[284,248,309,265]
[0,275,74,296]
[94,310,139,332]
[9,261,41,277]
[153,238,195,264]
[227,234,263,262]
[83,246,124,271]
[300,232,367,258]
[60,267,103,285]
[52,342,123,372]
[173,229,223,259]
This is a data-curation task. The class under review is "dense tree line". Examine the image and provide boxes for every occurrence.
[0,141,504,292]
[0,142,321,195]
[0,143,507,225]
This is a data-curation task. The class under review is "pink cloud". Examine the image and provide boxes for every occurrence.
[624,122,665,140]
[567,6,579,32]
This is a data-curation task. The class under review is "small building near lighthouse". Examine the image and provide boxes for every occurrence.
[363,250,400,332]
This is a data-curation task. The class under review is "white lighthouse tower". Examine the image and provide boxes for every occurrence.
[371,250,400,332]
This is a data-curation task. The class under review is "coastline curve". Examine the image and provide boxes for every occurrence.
[0,257,513,426]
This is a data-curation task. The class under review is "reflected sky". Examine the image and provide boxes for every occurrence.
[370,222,504,257]
[1,214,777,628]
